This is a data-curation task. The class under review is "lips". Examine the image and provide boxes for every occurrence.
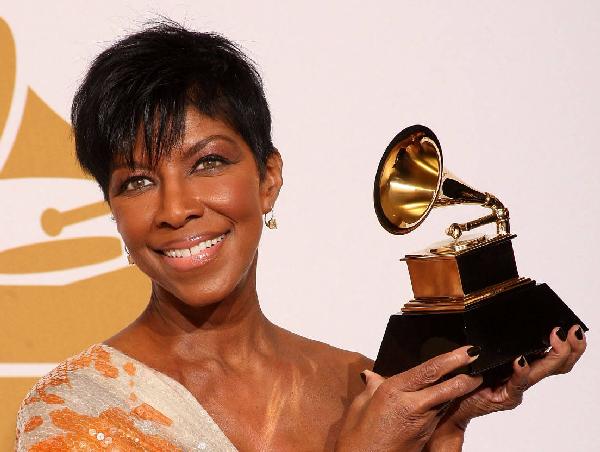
[154,231,230,271]
[160,233,227,258]
[154,231,229,254]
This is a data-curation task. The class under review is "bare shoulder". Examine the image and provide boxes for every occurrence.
[310,338,373,373]
[277,326,373,389]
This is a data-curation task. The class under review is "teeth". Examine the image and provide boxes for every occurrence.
[163,234,226,258]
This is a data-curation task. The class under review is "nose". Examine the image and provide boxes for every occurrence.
[154,178,204,229]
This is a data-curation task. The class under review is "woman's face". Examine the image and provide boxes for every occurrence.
[108,108,282,306]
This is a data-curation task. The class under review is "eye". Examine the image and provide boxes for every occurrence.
[122,176,153,192]
[194,155,228,172]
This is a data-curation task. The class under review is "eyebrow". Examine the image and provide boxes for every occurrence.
[181,134,237,161]
[112,134,237,170]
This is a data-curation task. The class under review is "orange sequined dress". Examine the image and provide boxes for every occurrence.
[15,344,237,451]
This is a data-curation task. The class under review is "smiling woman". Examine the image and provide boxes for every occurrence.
[108,110,273,304]
[14,21,586,452]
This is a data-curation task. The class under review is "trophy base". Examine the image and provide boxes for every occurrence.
[373,281,588,385]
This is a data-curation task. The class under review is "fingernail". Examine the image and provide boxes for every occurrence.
[556,327,567,342]
[467,346,481,357]
[360,371,367,384]
[518,355,527,367]
[575,327,584,340]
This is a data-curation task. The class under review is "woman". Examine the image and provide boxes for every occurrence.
[16,22,586,451]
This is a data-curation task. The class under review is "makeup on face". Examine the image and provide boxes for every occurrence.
[107,109,271,306]
[109,134,244,198]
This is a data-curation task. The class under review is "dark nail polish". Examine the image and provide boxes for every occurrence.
[467,346,481,357]
[575,327,584,340]
[360,371,366,384]
[557,327,567,342]
[518,356,527,367]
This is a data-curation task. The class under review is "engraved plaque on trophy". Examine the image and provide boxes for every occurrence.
[373,125,588,383]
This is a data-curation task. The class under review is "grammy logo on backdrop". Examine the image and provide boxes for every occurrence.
[0,19,117,281]
[0,17,150,360]
[372,125,587,382]
[0,18,149,441]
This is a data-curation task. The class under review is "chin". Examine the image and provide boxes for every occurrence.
[153,269,250,308]
[142,241,258,308]
[178,287,237,308]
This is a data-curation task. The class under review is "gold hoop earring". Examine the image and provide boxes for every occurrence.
[264,209,277,229]
[124,245,135,265]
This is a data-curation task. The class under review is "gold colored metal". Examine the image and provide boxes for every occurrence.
[403,234,517,300]
[374,125,510,241]
[405,257,464,299]
[404,233,516,258]
[401,277,533,313]
[264,210,277,229]
[373,125,519,312]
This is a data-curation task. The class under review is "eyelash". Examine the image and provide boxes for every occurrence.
[118,154,230,194]
[195,154,229,171]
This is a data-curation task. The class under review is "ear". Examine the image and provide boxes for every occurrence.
[260,149,283,213]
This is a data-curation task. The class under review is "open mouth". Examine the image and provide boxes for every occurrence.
[157,232,229,259]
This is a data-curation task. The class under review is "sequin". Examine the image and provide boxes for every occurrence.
[23,416,43,433]
[123,362,136,376]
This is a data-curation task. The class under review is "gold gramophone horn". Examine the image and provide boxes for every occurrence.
[373,125,510,240]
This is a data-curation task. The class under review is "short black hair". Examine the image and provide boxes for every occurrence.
[71,21,274,199]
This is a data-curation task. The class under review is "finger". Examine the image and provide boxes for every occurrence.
[561,325,587,373]
[362,369,386,397]
[392,345,481,392]
[489,355,531,405]
[343,370,377,432]
[507,355,530,397]
[528,327,572,385]
[416,373,483,413]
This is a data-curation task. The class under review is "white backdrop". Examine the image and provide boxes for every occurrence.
[3,1,599,450]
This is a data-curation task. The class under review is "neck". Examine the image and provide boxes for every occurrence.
[136,257,279,367]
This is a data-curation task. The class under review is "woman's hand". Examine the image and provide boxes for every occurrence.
[336,346,483,452]
[426,325,587,450]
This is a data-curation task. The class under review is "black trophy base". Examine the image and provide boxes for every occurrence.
[373,282,587,385]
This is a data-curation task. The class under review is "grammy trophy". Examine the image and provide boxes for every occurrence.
[372,125,588,383]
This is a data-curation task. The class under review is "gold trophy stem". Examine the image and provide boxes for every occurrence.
[445,193,510,240]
